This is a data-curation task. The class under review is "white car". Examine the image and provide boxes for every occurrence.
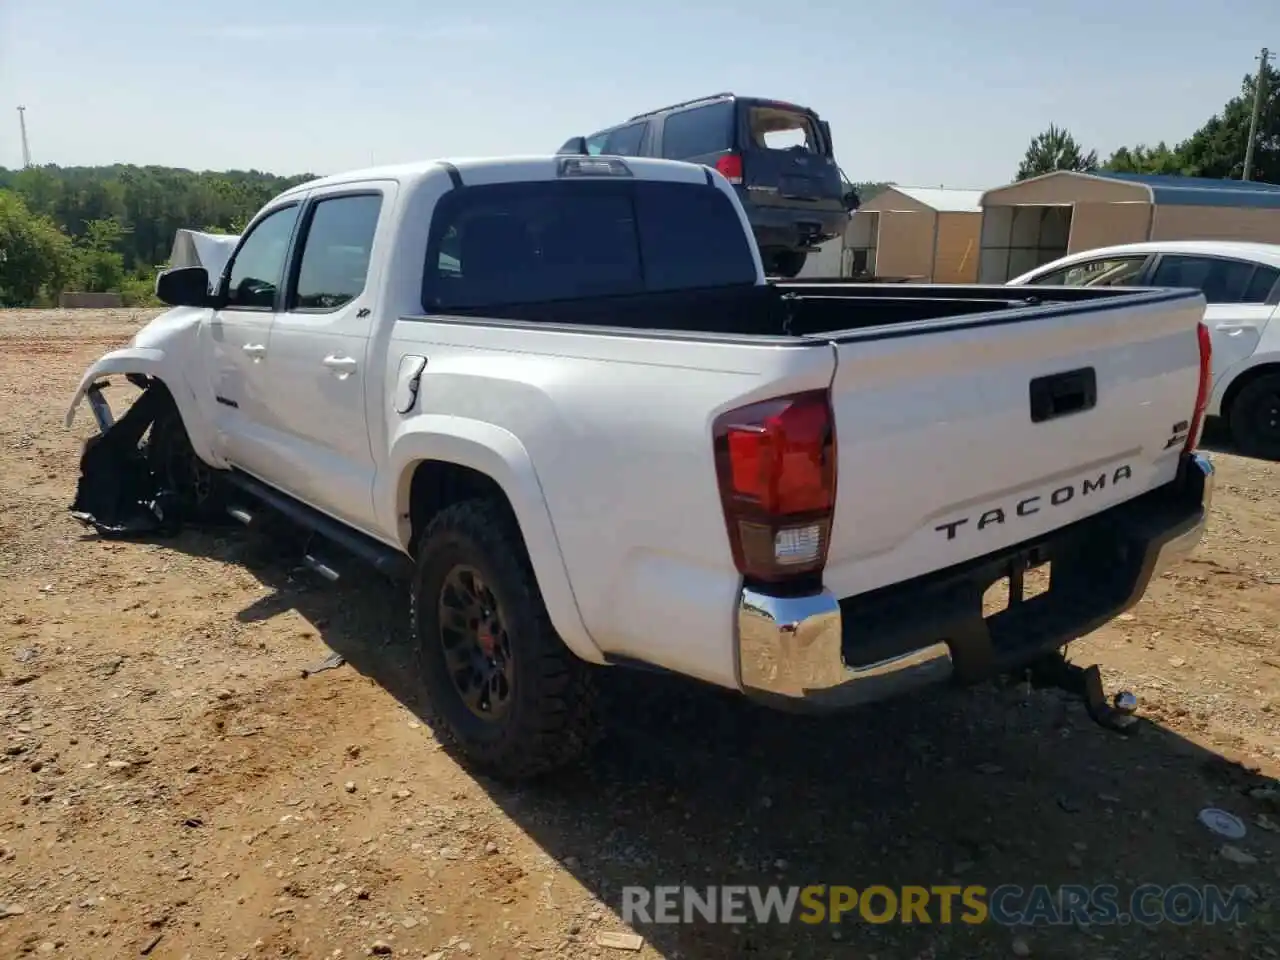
[1010,241,1280,460]
[65,154,1214,780]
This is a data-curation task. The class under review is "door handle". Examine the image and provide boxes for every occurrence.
[242,343,266,361]
[323,355,358,376]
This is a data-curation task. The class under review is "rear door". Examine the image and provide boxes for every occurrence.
[1145,253,1280,391]
[736,100,844,209]
[821,290,1207,600]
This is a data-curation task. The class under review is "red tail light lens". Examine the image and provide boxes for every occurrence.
[1184,321,1212,454]
[714,153,743,184]
[713,390,836,584]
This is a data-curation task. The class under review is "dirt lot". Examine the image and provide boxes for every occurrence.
[2,308,1280,960]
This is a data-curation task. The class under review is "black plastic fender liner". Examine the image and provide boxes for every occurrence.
[68,386,178,538]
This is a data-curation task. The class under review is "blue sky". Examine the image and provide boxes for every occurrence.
[0,0,1275,188]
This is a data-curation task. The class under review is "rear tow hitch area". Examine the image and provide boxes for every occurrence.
[1019,652,1140,734]
[68,380,181,538]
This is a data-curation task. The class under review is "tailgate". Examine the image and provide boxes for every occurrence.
[821,290,1207,600]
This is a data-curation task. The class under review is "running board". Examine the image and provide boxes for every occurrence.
[223,471,414,581]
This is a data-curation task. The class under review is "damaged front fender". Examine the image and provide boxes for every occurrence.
[65,347,168,429]
[65,347,222,470]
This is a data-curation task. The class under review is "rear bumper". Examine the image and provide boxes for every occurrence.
[736,452,1215,712]
[742,198,848,250]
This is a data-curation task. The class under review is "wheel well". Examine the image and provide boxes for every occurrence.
[408,461,522,555]
[1221,363,1280,421]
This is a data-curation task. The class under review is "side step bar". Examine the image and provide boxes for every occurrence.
[224,470,414,581]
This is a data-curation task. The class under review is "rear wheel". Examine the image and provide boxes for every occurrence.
[1229,373,1280,461]
[410,499,600,781]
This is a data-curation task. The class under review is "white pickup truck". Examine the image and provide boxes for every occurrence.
[66,153,1216,780]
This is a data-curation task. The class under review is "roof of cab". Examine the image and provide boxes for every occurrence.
[275,155,716,200]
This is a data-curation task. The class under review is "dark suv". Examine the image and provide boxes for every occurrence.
[557,93,857,277]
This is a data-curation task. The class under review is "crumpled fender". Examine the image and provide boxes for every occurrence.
[382,415,605,666]
[65,347,223,468]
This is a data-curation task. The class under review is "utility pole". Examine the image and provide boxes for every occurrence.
[1243,47,1274,181]
[16,105,31,168]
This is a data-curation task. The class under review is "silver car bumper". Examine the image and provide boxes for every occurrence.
[736,452,1215,711]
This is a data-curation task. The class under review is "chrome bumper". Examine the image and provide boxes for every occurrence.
[1150,451,1214,577]
[736,452,1215,711]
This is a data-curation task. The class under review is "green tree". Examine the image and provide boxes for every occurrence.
[0,190,78,306]
[74,218,128,293]
[1016,125,1099,181]
[1104,61,1279,184]
[0,163,314,270]
[1103,142,1191,176]
[1178,61,1279,182]
[847,181,892,204]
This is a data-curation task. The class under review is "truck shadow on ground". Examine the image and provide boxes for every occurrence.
[163,523,1280,959]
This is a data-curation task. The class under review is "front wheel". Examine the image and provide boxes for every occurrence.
[410,499,600,781]
[1229,373,1280,461]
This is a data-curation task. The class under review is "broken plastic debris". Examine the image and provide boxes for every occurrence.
[1198,807,1247,840]
[596,931,644,951]
[300,651,345,678]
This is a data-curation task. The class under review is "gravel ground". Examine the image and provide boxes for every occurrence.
[2,308,1280,960]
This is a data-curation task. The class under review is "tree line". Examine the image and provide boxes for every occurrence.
[1016,61,1278,183]
[0,165,313,307]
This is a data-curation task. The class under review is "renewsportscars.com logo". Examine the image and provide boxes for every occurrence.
[621,884,1253,927]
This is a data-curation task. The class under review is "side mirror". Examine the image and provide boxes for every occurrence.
[556,136,589,156]
[842,188,861,213]
[155,266,213,308]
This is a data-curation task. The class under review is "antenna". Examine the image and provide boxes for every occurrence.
[17,106,31,167]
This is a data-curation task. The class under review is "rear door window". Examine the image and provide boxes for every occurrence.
[1149,255,1262,304]
[422,180,756,311]
[660,101,736,159]
[1244,264,1280,303]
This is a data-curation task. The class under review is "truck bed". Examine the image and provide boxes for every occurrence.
[399,281,1206,687]
[427,279,1198,342]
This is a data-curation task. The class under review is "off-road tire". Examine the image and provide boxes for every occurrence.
[410,498,600,781]
[1228,373,1280,461]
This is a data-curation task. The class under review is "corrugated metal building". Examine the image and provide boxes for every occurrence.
[846,186,984,282]
[977,171,1280,282]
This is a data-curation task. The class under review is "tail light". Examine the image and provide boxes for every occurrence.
[1184,321,1212,454]
[712,390,836,584]
[714,153,743,185]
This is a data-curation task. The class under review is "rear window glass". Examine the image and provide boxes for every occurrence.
[422,179,757,311]
[660,101,735,159]
[1150,255,1262,304]
[748,105,823,153]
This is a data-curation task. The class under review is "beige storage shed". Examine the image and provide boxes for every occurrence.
[846,186,984,282]
[977,171,1280,282]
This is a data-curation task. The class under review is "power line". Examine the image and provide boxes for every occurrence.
[1243,47,1274,181]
